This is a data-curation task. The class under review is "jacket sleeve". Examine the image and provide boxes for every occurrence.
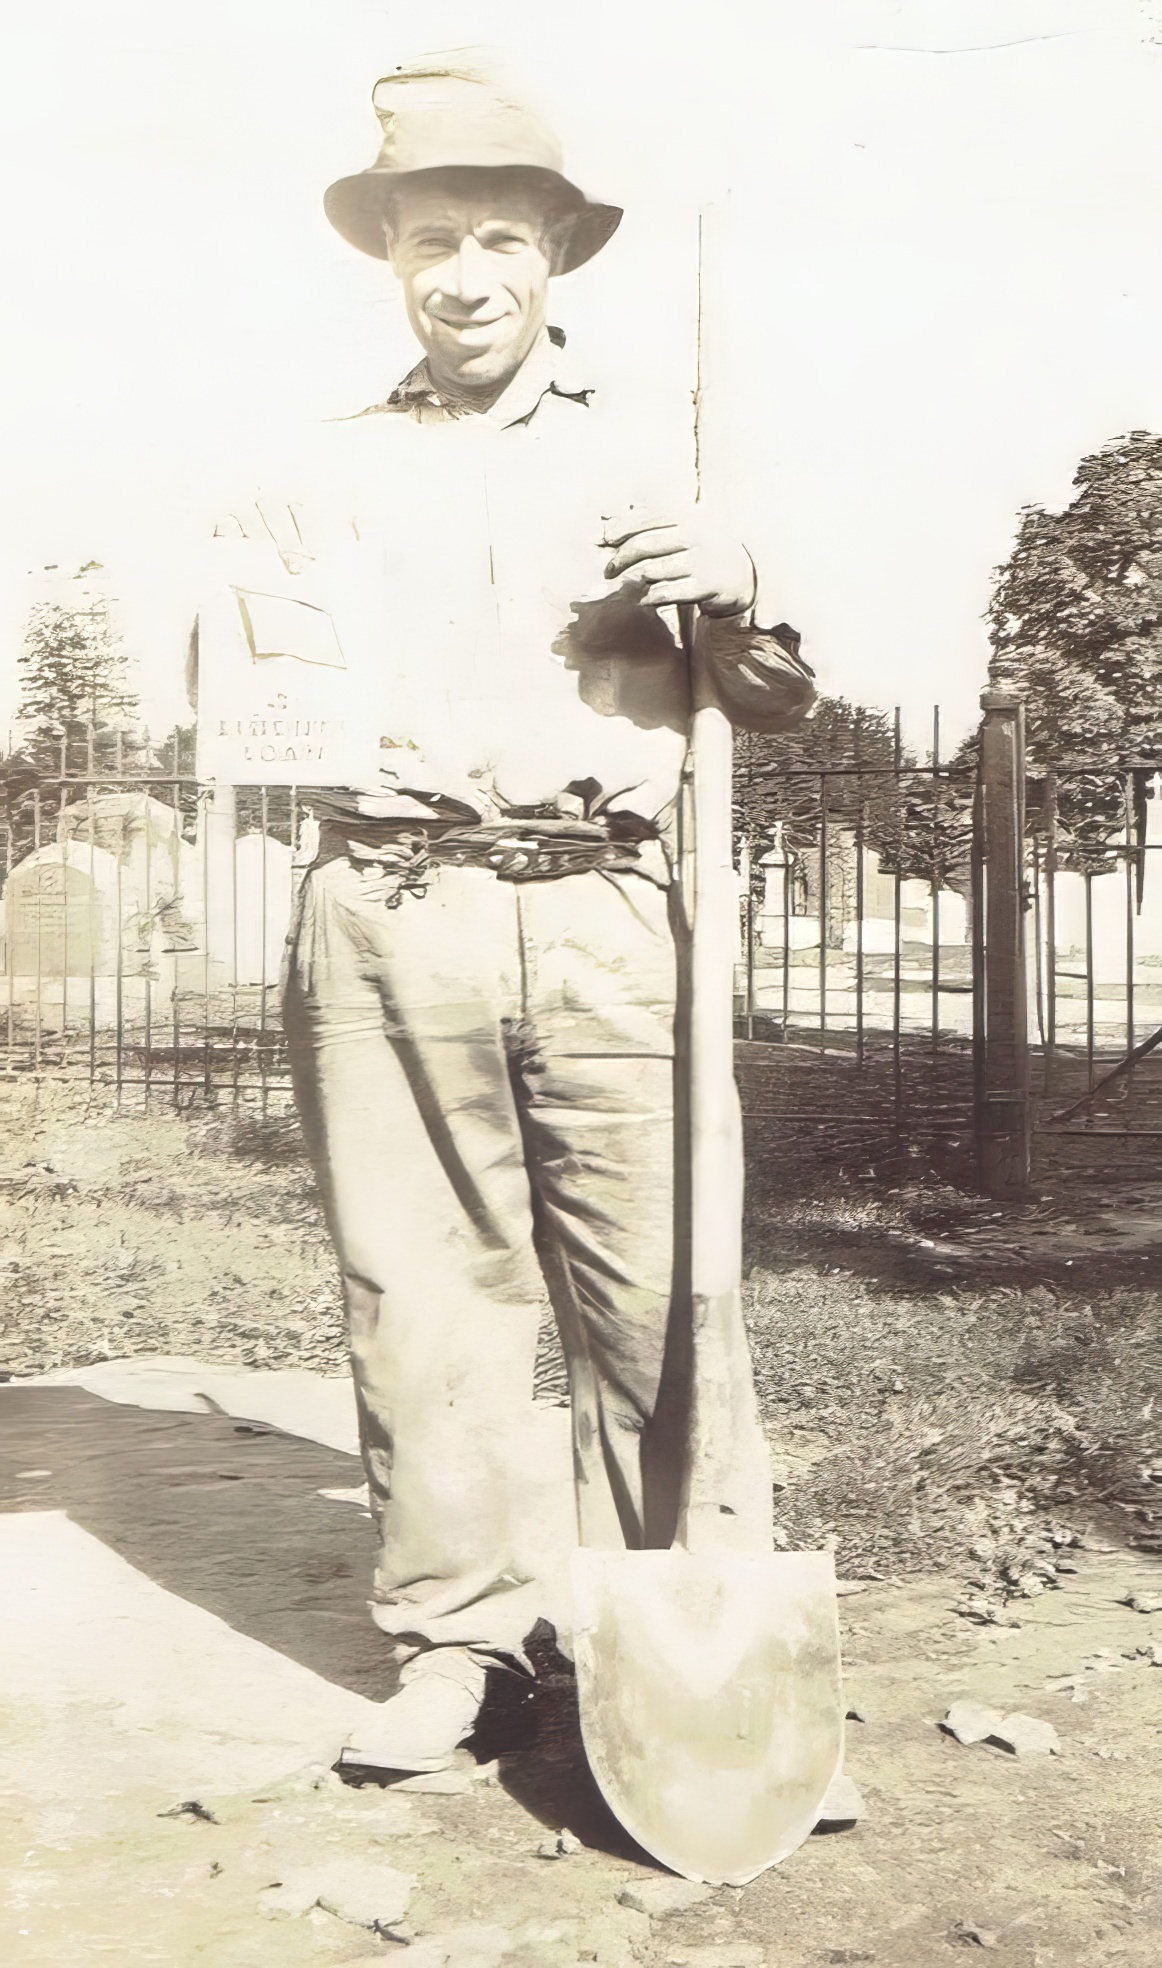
[697,613,816,733]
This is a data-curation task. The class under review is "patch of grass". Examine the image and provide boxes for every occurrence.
[744,1245,1161,1583]
[4,1072,1159,1585]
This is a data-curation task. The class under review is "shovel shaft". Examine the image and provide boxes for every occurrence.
[676,609,771,1551]
[683,210,743,1308]
[687,651,744,1301]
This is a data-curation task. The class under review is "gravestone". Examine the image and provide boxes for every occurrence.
[5,843,121,978]
[62,794,202,956]
[757,833,809,946]
[232,832,293,984]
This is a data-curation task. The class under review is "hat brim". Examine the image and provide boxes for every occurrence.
[323,165,622,275]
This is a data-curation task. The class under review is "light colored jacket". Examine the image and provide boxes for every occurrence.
[194,332,814,813]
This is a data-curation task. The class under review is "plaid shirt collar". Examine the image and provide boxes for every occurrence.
[345,327,593,429]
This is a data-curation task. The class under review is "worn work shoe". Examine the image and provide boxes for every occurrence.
[338,1648,489,1775]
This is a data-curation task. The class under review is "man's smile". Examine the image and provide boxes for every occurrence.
[428,308,509,332]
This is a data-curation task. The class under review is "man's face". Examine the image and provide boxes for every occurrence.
[386,179,554,400]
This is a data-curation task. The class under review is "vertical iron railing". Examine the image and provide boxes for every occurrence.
[854,713,866,1069]
[930,706,941,1055]
[976,689,1030,1196]
[1124,773,1135,1070]
[902,708,909,1141]
[0,724,299,1099]
[1030,761,1162,1146]
[732,704,978,1159]
[10,713,1162,1154]
[818,778,828,1048]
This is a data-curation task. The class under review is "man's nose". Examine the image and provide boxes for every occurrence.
[444,233,492,303]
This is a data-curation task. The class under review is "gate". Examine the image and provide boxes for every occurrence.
[735,684,1162,1198]
[1026,752,1162,1171]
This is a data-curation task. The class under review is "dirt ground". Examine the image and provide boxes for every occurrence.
[1,1074,1161,1964]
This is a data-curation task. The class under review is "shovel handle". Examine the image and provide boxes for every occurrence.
[684,607,744,1302]
[676,606,771,1552]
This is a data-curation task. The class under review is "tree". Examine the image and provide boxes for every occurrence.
[16,566,142,774]
[735,698,899,850]
[734,697,975,895]
[2,566,151,865]
[987,430,1162,871]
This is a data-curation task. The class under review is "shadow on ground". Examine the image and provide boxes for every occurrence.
[0,1387,665,1850]
[484,1623,653,1862]
[0,1386,397,1701]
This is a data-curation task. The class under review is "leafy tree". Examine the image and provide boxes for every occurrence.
[735,698,898,849]
[988,430,1162,871]
[734,697,975,898]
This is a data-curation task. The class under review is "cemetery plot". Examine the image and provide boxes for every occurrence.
[2,786,299,1088]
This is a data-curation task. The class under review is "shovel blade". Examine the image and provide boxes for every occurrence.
[571,1548,842,1886]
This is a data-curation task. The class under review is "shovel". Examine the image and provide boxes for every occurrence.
[570,216,843,1889]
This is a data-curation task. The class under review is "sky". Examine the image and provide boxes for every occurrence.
[1,0,1161,751]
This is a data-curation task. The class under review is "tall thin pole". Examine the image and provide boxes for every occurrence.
[678,202,769,1550]
[1044,772,1057,1092]
[1124,772,1136,1074]
[854,713,865,1068]
[978,689,1031,1196]
[930,705,940,1054]
[740,832,755,1040]
[892,707,903,1132]
[818,778,828,1049]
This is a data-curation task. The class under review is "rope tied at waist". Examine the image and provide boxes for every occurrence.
[321,814,666,908]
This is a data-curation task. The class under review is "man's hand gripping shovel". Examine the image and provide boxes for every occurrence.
[569,223,843,1882]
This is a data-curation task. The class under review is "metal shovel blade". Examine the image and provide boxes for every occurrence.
[571,1547,843,1886]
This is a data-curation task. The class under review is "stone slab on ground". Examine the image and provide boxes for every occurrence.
[941,1702,1060,1757]
[815,1772,865,1823]
[618,1878,715,1916]
[0,1510,381,1804]
[256,1855,415,1926]
[0,1385,396,1701]
[15,1356,362,1455]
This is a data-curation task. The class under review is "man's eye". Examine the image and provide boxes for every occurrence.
[482,232,529,253]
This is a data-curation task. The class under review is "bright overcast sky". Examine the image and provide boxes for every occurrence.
[1,0,1161,750]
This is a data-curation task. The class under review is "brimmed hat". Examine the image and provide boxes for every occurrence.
[324,67,623,275]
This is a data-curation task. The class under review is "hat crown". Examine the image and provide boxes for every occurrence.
[324,57,622,273]
[369,69,564,178]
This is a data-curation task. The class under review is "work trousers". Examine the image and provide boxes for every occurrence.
[283,846,767,1664]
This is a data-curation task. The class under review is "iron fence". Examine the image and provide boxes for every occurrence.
[1,729,304,1102]
[1028,761,1162,1150]
[733,706,980,1171]
[6,713,1162,1180]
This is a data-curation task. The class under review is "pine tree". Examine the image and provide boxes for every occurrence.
[2,567,148,864]
[16,569,142,774]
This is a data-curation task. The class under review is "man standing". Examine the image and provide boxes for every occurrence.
[253,61,814,1773]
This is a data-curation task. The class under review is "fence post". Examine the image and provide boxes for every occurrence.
[738,833,755,1038]
[203,782,237,983]
[976,688,1031,1197]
